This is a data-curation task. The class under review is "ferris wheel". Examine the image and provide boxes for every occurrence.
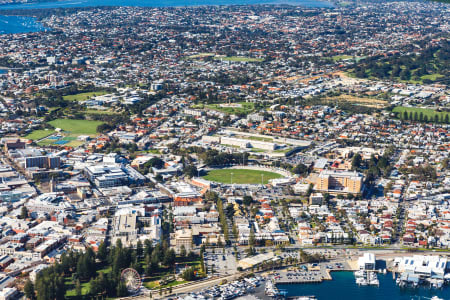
[120,268,141,294]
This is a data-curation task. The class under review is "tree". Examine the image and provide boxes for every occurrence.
[306,183,314,197]
[24,279,36,300]
[243,195,253,206]
[183,164,198,178]
[20,206,28,219]
[97,123,114,133]
[75,279,82,298]
[144,157,164,169]
[136,240,143,259]
[180,245,186,258]
[351,153,362,170]
[292,163,308,176]
[97,241,107,262]
[181,267,196,281]
[163,249,176,267]
[116,281,128,297]
[249,228,255,247]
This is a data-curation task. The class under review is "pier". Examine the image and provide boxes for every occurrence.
[272,261,351,284]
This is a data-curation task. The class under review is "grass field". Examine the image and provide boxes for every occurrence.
[84,109,118,115]
[30,119,103,147]
[215,56,263,62]
[48,119,104,135]
[392,106,450,123]
[66,140,85,148]
[185,52,215,59]
[245,135,273,142]
[184,53,263,63]
[24,129,55,140]
[64,266,112,298]
[332,55,353,62]
[63,91,109,101]
[421,73,444,81]
[203,168,283,184]
[143,257,201,290]
[193,102,255,115]
[143,279,187,290]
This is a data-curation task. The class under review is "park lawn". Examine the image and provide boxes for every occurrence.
[143,256,203,290]
[245,135,273,142]
[203,102,255,115]
[185,52,215,59]
[143,279,187,290]
[65,266,112,298]
[273,148,293,153]
[65,277,91,298]
[66,140,85,148]
[332,55,353,61]
[392,106,450,122]
[250,148,266,153]
[48,119,104,136]
[24,129,55,140]
[203,168,283,184]
[146,149,161,154]
[214,56,263,62]
[420,73,444,81]
[37,138,57,146]
[63,91,109,101]
[84,109,118,115]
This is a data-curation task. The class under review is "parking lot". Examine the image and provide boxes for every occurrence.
[204,250,238,275]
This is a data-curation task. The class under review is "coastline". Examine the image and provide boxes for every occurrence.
[0,0,334,10]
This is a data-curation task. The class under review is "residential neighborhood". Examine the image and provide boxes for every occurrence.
[0,0,448,299]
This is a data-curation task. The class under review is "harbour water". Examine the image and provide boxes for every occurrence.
[0,14,46,34]
[0,0,332,34]
[0,0,333,10]
[277,272,450,300]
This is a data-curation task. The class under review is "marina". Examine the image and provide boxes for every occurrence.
[0,15,46,34]
[354,270,380,286]
[277,271,449,300]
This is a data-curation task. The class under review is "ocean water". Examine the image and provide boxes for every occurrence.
[0,14,46,33]
[277,272,450,300]
[0,0,332,34]
[0,0,333,10]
